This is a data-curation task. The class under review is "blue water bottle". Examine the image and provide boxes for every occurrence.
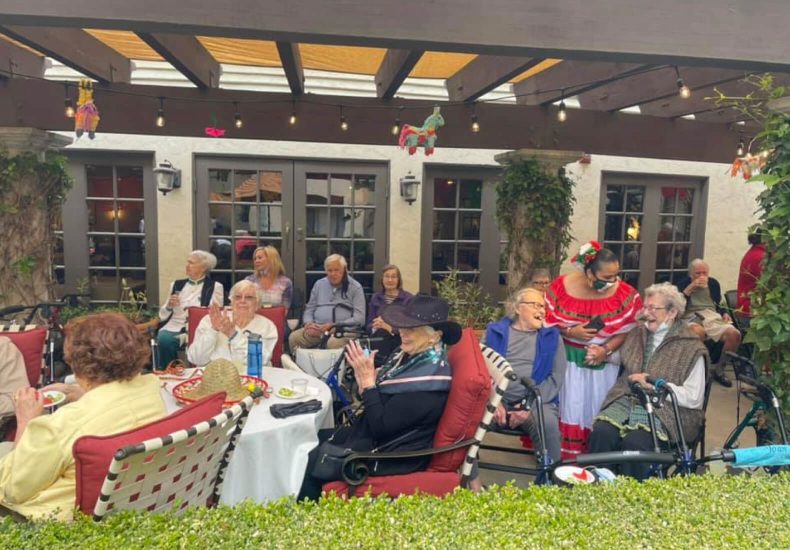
[246,333,263,378]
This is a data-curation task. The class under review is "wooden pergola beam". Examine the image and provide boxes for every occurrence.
[446,55,542,103]
[577,66,748,112]
[639,73,790,118]
[375,49,423,100]
[0,77,742,164]
[275,41,304,96]
[0,25,130,84]
[0,0,788,72]
[136,32,220,89]
[0,36,45,79]
[514,61,646,106]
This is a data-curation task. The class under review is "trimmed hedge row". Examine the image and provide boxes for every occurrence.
[2,474,788,549]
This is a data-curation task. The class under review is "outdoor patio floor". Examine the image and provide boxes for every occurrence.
[477,364,756,487]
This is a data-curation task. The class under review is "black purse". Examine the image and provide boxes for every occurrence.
[311,442,354,481]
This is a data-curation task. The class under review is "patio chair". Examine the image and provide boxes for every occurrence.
[2,326,47,441]
[321,331,514,498]
[186,305,286,368]
[76,393,254,520]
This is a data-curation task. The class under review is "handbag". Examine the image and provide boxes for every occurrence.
[311,441,354,481]
[295,348,345,381]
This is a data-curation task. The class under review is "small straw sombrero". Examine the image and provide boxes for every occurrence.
[182,359,250,402]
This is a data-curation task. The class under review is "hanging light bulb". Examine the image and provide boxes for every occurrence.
[289,100,297,126]
[155,97,166,128]
[233,101,243,129]
[63,84,75,118]
[557,100,567,122]
[471,115,480,133]
[736,137,745,157]
[340,106,348,131]
[675,66,691,99]
[391,106,403,136]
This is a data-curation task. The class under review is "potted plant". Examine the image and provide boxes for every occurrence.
[60,278,159,331]
[434,270,502,339]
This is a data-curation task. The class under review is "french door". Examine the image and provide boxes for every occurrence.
[195,157,388,298]
[600,173,707,292]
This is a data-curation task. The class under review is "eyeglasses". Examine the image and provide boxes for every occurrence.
[642,305,668,313]
[531,280,550,287]
[519,301,546,309]
[233,294,258,301]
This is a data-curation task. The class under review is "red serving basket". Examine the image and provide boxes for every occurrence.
[171,375,268,408]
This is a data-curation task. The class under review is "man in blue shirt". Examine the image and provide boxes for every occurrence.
[288,254,366,351]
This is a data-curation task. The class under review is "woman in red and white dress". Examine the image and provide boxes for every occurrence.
[545,241,642,458]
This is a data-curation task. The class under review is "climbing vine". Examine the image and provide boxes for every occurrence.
[0,150,73,307]
[712,74,790,408]
[496,158,575,293]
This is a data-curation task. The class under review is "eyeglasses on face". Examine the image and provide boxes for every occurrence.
[233,294,258,301]
[531,280,550,286]
[519,301,546,309]
[642,305,668,313]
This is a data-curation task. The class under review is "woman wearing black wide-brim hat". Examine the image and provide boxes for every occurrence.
[298,295,461,500]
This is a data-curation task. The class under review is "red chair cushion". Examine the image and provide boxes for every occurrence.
[323,471,461,498]
[72,391,226,515]
[257,306,286,368]
[186,307,211,347]
[187,306,285,368]
[427,328,489,472]
[3,327,47,387]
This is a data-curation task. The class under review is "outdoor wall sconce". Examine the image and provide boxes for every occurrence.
[399,173,420,205]
[153,160,181,195]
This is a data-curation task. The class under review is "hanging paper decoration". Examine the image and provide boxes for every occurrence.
[730,152,767,180]
[75,79,100,139]
[204,113,226,138]
[398,106,445,156]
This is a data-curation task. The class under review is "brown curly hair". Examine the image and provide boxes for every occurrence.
[63,313,149,384]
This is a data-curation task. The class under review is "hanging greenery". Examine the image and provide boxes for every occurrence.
[712,74,790,409]
[496,158,575,294]
[0,150,73,307]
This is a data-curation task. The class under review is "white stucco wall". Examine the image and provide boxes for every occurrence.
[60,132,761,303]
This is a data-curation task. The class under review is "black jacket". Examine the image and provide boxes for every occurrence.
[674,275,724,315]
[172,276,219,307]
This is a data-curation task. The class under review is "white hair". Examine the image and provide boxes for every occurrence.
[688,258,708,274]
[324,254,348,270]
[189,250,217,272]
[644,282,686,316]
[230,279,260,309]
[506,287,543,317]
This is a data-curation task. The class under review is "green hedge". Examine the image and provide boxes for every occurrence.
[2,475,788,549]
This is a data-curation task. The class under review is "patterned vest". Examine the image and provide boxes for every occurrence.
[602,325,709,443]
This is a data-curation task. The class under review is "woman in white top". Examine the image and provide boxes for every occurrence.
[156,250,224,369]
[187,280,278,374]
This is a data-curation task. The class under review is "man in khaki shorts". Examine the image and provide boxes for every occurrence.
[675,259,741,387]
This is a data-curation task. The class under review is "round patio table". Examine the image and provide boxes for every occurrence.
[160,367,333,505]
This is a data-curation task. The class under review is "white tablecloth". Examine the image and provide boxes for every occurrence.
[161,368,333,505]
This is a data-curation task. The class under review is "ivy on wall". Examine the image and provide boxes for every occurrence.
[0,150,73,306]
[496,158,575,294]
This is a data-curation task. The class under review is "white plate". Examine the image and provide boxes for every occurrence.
[553,465,597,485]
[42,390,66,408]
[276,387,306,400]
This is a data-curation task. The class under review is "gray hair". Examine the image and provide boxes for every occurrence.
[409,325,441,351]
[688,258,708,274]
[189,250,217,272]
[644,282,686,317]
[230,279,260,309]
[529,268,551,282]
[324,254,348,271]
[506,287,543,317]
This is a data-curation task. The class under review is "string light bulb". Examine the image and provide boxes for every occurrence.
[675,66,691,99]
[155,97,166,128]
[736,136,745,157]
[233,101,243,129]
[63,84,75,118]
[391,106,403,136]
[470,103,480,132]
[340,106,348,131]
[289,100,297,126]
[557,100,567,122]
